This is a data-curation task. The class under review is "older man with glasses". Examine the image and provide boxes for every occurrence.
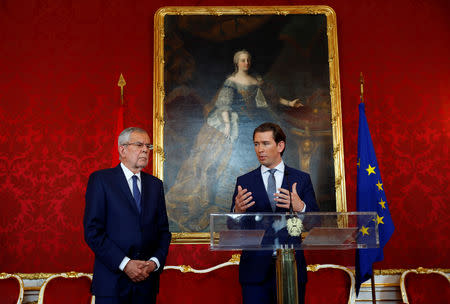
[84,127,171,304]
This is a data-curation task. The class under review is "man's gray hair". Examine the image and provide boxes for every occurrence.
[118,127,148,147]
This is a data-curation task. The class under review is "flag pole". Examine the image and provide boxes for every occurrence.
[360,72,364,103]
[371,268,376,304]
[118,73,126,105]
[360,72,376,304]
[356,72,394,303]
[111,74,126,167]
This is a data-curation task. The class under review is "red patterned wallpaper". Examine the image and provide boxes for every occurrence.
[0,0,448,273]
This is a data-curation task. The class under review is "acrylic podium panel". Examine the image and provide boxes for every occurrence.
[210,212,379,250]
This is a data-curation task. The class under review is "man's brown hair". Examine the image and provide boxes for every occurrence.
[253,122,286,156]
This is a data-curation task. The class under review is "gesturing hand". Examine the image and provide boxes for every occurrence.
[234,185,255,213]
[274,182,305,212]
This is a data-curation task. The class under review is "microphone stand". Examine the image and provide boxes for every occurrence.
[275,170,300,304]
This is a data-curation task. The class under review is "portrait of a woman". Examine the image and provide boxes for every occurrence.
[165,49,303,231]
[157,12,339,235]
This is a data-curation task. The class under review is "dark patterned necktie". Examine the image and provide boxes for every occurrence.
[267,169,277,211]
[132,175,141,213]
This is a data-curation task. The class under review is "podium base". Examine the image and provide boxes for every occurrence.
[276,248,299,304]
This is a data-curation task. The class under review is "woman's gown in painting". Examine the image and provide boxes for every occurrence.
[165,78,280,232]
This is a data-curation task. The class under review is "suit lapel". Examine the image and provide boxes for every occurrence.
[251,167,273,212]
[114,165,141,215]
[281,165,290,190]
[140,173,150,216]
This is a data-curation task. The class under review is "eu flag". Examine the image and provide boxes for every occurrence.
[355,102,395,295]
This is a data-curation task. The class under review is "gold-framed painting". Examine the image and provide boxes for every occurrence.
[153,6,346,243]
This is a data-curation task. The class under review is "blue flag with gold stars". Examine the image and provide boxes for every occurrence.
[355,102,395,295]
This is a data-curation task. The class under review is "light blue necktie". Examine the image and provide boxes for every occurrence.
[267,169,277,211]
[132,175,141,213]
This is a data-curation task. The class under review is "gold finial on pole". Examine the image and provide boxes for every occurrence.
[117,73,126,105]
[360,72,364,103]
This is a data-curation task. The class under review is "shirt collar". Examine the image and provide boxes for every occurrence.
[120,162,141,180]
[261,160,285,175]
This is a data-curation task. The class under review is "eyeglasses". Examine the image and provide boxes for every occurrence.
[123,142,153,150]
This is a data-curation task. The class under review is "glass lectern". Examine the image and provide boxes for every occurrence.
[210,212,379,304]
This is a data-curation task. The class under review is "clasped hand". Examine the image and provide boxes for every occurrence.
[124,259,156,282]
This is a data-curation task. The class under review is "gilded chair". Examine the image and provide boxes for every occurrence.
[0,273,24,304]
[305,264,355,304]
[37,271,93,304]
[400,267,450,304]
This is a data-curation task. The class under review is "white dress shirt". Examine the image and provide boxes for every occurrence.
[118,163,160,272]
[121,162,142,196]
[260,161,307,213]
[260,161,285,195]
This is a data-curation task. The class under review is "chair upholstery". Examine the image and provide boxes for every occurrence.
[305,264,355,304]
[38,271,93,304]
[160,257,355,304]
[400,267,450,304]
[159,254,241,304]
[0,273,24,304]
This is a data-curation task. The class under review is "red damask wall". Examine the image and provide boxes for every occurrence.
[0,0,448,274]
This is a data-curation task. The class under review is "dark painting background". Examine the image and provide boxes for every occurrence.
[163,13,336,232]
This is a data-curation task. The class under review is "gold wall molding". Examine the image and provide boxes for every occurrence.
[374,268,450,275]
[170,232,210,244]
[14,267,450,280]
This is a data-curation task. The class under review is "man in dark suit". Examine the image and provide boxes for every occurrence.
[84,127,171,304]
[231,122,319,304]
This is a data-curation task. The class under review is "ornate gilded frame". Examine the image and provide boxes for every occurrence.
[153,6,346,243]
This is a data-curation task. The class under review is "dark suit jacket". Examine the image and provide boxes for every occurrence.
[83,164,171,297]
[231,165,319,284]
